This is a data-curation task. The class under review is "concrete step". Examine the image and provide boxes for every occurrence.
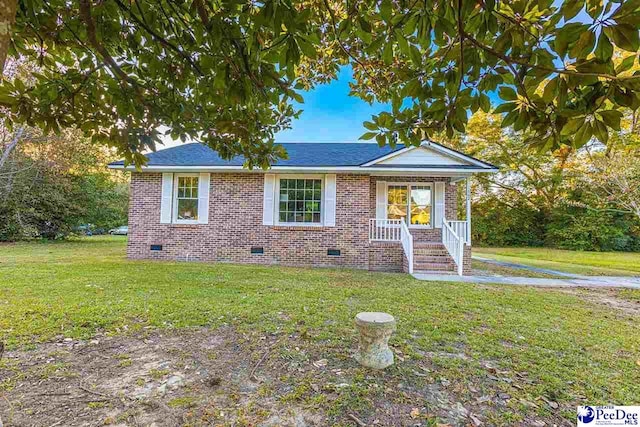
[413,262,455,271]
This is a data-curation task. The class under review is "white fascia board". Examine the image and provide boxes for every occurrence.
[360,141,495,169]
[422,141,494,168]
[108,164,497,174]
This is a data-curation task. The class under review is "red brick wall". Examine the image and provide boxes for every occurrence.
[127,172,470,273]
[368,242,404,272]
[127,173,371,269]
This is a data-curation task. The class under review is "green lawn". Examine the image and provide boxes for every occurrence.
[475,247,640,276]
[1,237,639,424]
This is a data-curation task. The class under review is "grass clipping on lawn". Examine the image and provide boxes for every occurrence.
[0,237,639,426]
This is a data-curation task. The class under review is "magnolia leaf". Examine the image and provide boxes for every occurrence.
[561,0,585,20]
[574,121,593,147]
[561,116,585,135]
[493,102,516,114]
[594,32,614,62]
[364,121,378,131]
[598,110,623,131]
[359,131,378,140]
[593,119,609,143]
[498,86,518,101]
[542,79,558,103]
[570,30,595,59]
[479,93,491,112]
[604,25,640,52]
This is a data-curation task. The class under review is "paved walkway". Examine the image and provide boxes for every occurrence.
[472,256,584,278]
[412,257,640,289]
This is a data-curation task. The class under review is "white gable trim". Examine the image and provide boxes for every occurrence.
[360,141,493,169]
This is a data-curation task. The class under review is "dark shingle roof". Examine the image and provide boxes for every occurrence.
[110,142,406,167]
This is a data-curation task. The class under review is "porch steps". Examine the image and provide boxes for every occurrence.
[412,243,456,273]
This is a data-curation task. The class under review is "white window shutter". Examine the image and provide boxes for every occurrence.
[375,181,387,219]
[197,173,210,224]
[324,174,337,227]
[434,181,445,228]
[160,173,173,223]
[262,174,276,225]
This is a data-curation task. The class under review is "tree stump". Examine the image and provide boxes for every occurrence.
[354,312,396,369]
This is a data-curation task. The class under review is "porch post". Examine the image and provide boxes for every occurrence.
[465,178,471,244]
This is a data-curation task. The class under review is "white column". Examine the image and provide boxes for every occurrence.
[465,178,471,245]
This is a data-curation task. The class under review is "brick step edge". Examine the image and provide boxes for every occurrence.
[413,263,456,271]
[413,270,458,275]
[414,255,454,262]
[414,250,450,256]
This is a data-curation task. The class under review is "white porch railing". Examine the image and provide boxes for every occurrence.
[446,220,469,244]
[369,219,413,274]
[442,218,464,276]
[369,218,402,241]
[400,221,414,274]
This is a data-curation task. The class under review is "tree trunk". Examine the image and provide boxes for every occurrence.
[0,0,18,75]
[0,126,23,170]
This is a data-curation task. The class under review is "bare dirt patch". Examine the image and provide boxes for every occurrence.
[1,327,570,426]
[558,288,640,317]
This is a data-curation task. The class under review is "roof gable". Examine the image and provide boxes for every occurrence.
[374,146,467,166]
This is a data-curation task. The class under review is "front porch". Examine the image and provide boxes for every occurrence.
[367,177,473,275]
[369,218,471,275]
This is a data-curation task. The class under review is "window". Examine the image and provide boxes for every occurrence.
[174,175,199,222]
[387,184,432,227]
[278,178,322,224]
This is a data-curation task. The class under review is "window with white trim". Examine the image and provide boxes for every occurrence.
[174,175,199,222]
[387,184,432,227]
[277,178,322,224]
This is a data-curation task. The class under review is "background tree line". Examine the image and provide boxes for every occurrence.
[452,110,640,251]
[0,125,128,241]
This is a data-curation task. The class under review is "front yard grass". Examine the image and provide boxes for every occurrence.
[474,247,640,276]
[1,237,639,425]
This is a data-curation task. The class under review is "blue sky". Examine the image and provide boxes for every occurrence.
[275,67,388,143]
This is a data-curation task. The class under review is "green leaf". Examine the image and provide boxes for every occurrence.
[561,116,585,135]
[501,110,518,127]
[594,32,614,62]
[493,102,516,113]
[380,0,392,22]
[376,134,386,147]
[569,30,595,59]
[498,86,518,101]
[382,42,393,65]
[409,45,422,66]
[616,55,637,74]
[479,93,491,112]
[604,25,640,52]
[542,78,557,104]
[359,131,378,140]
[297,38,317,59]
[573,121,593,147]
[363,121,378,131]
[598,110,623,130]
[561,0,585,20]
[593,119,609,143]
[586,0,604,19]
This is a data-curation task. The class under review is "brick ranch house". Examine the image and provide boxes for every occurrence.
[109,141,497,275]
